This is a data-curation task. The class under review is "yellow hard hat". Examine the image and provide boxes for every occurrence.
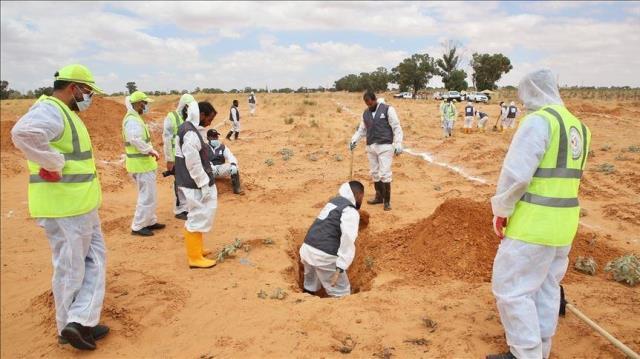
[129,91,154,103]
[55,64,105,94]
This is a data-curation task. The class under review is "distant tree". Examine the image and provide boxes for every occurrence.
[181,89,189,94]
[277,88,293,93]
[0,80,8,99]
[169,89,180,95]
[126,82,137,94]
[437,41,468,91]
[192,87,201,94]
[369,67,391,92]
[470,53,513,91]
[33,86,54,98]
[391,53,438,98]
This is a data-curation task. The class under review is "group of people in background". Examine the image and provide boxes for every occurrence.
[439,98,520,137]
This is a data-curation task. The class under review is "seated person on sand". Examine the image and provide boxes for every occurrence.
[206,129,244,195]
[299,181,365,297]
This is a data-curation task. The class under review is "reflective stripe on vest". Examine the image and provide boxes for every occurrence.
[504,104,591,246]
[122,112,158,173]
[170,111,183,156]
[27,96,101,218]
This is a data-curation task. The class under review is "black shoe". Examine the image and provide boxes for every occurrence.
[234,132,239,140]
[60,322,96,350]
[59,324,109,345]
[486,352,516,359]
[145,223,166,230]
[367,181,383,205]
[175,212,188,220]
[231,173,244,194]
[383,182,391,211]
[226,131,233,140]
[132,228,154,236]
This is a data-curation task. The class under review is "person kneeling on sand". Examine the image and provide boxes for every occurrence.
[206,129,243,195]
[299,181,364,297]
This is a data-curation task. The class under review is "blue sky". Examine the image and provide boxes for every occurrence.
[2,1,639,93]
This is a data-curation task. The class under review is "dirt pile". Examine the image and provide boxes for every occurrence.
[366,198,625,283]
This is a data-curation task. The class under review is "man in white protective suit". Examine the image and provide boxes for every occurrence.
[206,128,244,195]
[225,99,241,141]
[487,69,591,359]
[248,91,257,115]
[299,181,364,297]
[163,94,195,220]
[11,64,109,350]
[122,91,165,236]
[441,98,458,138]
[349,90,403,212]
[174,101,219,268]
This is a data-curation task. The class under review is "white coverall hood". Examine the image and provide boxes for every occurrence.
[518,69,563,112]
[185,101,201,126]
[124,96,135,113]
[177,94,195,114]
[338,182,357,207]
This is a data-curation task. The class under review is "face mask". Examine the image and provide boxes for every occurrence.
[73,87,92,112]
[209,140,220,148]
[143,103,150,114]
[355,201,362,210]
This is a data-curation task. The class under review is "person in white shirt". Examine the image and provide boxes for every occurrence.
[248,92,257,115]
[349,91,403,211]
[225,99,241,140]
[299,181,364,297]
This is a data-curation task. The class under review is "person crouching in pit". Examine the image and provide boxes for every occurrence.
[299,181,364,297]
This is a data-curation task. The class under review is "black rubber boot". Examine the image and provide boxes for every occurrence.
[60,322,96,350]
[367,181,383,205]
[383,182,391,211]
[234,131,239,140]
[486,352,516,359]
[145,223,166,230]
[174,211,188,220]
[131,227,154,236]
[59,324,109,345]
[231,173,244,194]
[226,131,233,140]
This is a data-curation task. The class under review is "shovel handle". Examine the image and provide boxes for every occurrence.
[349,150,354,180]
[566,303,640,359]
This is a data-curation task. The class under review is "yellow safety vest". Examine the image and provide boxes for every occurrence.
[27,97,102,218]
[505,105,591,246]
[168,111,184,159]
[122,111,158,173]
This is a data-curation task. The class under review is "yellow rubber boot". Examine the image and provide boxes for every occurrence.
[184,229,216,268]
[202,248,212,257]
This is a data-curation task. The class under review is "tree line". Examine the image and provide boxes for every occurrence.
[334,42,514,97]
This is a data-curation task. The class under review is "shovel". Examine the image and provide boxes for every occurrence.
[492,117,501,132]
[560,285,639,359]
[349,149,354,180]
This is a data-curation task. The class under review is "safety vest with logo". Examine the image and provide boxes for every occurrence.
[505,105,591,246]
[122,111,158,173]
[443,103,456,120]
[27,96,102,218]
[168,111,184,158]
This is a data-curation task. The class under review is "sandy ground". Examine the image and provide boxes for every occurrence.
[1,92,638,358]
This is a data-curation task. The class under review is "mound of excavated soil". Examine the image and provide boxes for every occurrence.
[365,198,624,283]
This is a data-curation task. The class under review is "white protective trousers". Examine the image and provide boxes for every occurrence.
[231,120,241,132]
[366,143,394,183]
[492,238,571,359]
[130,171,158,231]
[478,116,489,129]
[180,185,218,232]
[38,209,106,334]
[301,260,351,297]
[443,119,454,137]
[212,164,235,178]
[249,103,256,115]
[502,117,515,129]
[464,116,474,128]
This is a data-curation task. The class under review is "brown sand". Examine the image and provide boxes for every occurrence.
[1,93,639,358]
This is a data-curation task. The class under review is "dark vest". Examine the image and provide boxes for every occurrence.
[209,144,226,166]
[465,105,474,116]
[507,106,517,118]
[478,111,488,118]
[303,196,355,256]
[248,95,256,104]
[363,103,393,146]
[229,106,240,122]
[175,121,215,189]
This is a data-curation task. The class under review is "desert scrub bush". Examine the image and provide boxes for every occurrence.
[604,254,639,286]
[628,145,640,153]
[334,154,343,162]
[574,256,597,275]
[264,158,274,166]
[280,148,294,161]
[216,239,243,262]
[336,107,343,113]
[303,99,316,106]
[594,163,615,173]
[614,153,631,161]
[284,116,294,125]
[310,119,319,128]
[600,144,611,151]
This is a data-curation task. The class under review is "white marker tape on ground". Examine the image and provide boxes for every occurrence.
[404,148,489,184]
